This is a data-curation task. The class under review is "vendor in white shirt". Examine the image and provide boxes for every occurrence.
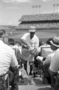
[20,26,39,74]
[21,26,39,51]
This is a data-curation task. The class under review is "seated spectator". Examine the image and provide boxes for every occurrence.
[14,40,22,55]
[8,38,24,82]
[2,34,9,45]
[13,41,22,66]
[8,38,22,65]
[0,30,19,90]
[0,33,19,90]
[37,36,59,89]
[8,38,15,46]
[46,38,53,45]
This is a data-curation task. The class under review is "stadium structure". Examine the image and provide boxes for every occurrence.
[0,13,59,41]
[17,13,59,30]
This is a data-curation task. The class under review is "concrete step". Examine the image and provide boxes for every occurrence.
[18,85,51,90]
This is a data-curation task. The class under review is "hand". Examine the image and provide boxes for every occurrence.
[29,48,37,56]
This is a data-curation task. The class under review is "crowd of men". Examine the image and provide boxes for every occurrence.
[0,26,40,90]
[0,26,59,90]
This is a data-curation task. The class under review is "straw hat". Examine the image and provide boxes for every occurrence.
[50,36,59,47]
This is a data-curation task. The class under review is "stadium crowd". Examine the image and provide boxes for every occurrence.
[18,23,59,30]
[17,13,59,31]
[0,25,59,90]
[19,13,59,21]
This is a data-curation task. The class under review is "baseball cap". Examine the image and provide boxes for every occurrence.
[29,26,36,32]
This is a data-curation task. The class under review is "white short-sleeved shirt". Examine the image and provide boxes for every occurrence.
[21,33,39,49]
[49,49,59,72]
[21,33,39,61]
[43,53,55,65]
[43,49,59,72]
[0,40,18,75]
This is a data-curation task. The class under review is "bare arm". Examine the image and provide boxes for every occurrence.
[10,51,19,68]
[20,39,30,49]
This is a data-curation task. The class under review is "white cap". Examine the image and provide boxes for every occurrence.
[29,26,36,32]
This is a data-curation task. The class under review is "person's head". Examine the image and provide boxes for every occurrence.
[0,30,9,44]
[2,34,9,44]
[15,40,21,46]
[50,36,59,51]
[8,38,15,45]
[46,38,53,45]
[29,26,36,39]
[0,30,6,38]
[39,41,45,46]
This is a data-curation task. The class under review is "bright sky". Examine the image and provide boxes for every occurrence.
[0,0,59,25]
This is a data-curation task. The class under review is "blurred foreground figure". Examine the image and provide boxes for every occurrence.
[37,36,59,90]
[8,38,24,81]
[0,30,19,90]
[20,26,40,75]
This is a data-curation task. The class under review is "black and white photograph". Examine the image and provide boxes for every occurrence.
[0,0,59,90]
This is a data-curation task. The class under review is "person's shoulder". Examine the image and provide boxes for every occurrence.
[4,44,14,53]
[21,33,29,39]
[23,33,29,36]
[34,34,39,40]
[13,45,18,49]
[34,34,39,38]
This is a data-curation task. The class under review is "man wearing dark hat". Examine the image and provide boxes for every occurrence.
[43,36,59,71]
[37,36,59,89]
